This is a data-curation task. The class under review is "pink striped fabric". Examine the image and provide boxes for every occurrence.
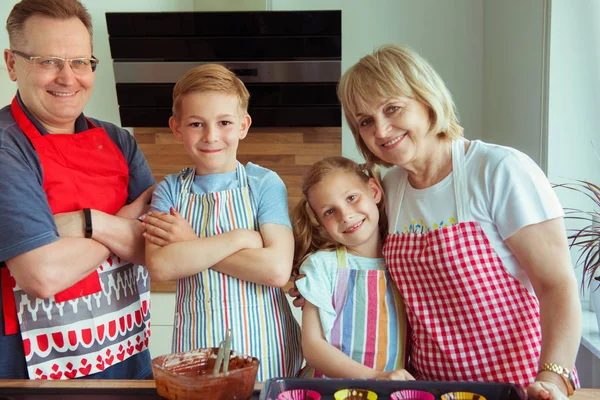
[313,247,407,377]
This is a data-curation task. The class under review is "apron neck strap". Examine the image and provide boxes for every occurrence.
[85,118,97,129]
[180,168,196,192]
[11,96,42,141]
[235,161,248,188]
[391,169,408,234]
[451,139,470,222]
[336,246,348,269]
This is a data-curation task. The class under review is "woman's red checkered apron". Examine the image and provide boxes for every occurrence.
[382,139,541,386]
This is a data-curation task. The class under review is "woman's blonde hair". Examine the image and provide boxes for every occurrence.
[292,156,387,274]
[338,44,463,167]
[172,63,250,118]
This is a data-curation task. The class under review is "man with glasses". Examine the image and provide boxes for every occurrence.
[9,50,100,73]
[0,0,155,379]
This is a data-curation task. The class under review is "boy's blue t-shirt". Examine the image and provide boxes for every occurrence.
[150,162,292,229]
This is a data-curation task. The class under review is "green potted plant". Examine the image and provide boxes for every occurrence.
[555,180,600,330]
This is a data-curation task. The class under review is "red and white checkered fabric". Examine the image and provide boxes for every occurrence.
[383,221,541,386]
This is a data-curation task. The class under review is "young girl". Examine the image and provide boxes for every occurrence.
[293,156,413,380]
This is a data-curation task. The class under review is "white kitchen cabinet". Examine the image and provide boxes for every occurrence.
[148,292,176,358]
[148,291,302,359]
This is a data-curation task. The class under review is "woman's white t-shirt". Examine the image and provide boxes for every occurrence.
[383,140,564,292]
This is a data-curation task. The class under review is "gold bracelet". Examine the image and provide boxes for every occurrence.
[538,363,575,396]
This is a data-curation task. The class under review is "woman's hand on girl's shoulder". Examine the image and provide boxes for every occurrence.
[375,369,415,381]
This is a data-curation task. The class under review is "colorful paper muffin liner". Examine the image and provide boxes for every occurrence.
[390,389,435,400]
[441,392,487,400]
[334,388,378,400]
[277,389,322,400]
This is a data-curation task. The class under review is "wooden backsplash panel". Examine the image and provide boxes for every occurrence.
[134,127,341,211]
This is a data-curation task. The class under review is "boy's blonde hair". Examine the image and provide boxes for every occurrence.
[172,63,250,118]
[292,156,387,274]
[338,44,463,167]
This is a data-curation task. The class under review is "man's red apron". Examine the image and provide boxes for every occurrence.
[0,97,150,380]
[383,139,545,386]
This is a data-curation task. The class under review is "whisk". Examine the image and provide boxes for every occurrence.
[213,328,233,374]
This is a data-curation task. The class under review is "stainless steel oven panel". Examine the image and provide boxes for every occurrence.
[113,61,340,84]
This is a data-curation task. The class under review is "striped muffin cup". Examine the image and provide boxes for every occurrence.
[441,392,487,400]
[390,389,435,400]
[334,388,378,400]
[277,389,322,400]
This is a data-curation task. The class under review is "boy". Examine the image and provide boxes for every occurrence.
[143,64,302,380]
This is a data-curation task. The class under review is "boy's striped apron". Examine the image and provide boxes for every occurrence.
[171,162,302,381]
[308,247,407,378]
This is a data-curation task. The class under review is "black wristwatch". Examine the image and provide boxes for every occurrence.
[83,208,93,239]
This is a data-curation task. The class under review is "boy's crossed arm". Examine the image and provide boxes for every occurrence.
[143,208,294,287]
[211,222,294,288]
[143,208,263,282]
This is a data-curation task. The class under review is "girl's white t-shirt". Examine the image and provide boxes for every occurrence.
[383,140,564,292]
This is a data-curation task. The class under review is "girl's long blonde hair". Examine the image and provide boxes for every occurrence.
[292,156,387,274]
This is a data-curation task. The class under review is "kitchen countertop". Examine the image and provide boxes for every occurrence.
[0,380,598,399]
[0,379,260,399]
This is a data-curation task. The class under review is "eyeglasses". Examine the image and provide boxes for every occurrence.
[10,50,99,74]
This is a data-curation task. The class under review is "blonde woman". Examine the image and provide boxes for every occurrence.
[335,44,580,400]
[289,44,580,399]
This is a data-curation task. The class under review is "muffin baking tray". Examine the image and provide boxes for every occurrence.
[259,378,527,400]
[0,379,524,400]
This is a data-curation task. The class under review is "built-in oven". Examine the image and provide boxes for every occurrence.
[105,11,341,127]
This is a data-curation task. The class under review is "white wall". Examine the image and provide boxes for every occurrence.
[547,0,600,298]
[84,0,195,125]
[548,0,600,193]
[193,0,267,11]
[0,1,18,107]
[482,0,547,166]
[2,0,484,157]
[0,0,195,125]
[272,0,484,162]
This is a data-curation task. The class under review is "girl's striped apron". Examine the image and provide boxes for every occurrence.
[382,139,578,386]
[172,162,302,381]
[310,247,407,378]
